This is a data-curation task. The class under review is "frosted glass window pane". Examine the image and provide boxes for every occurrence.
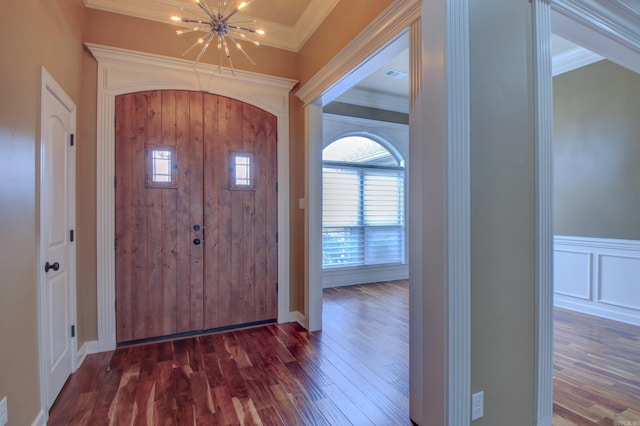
[152,150,172,183]
[235,155,252,186]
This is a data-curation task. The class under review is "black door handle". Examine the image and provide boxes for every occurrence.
[44,261,60,273]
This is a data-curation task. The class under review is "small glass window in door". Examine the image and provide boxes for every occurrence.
[229,151,255,190]
[146,145,177,188]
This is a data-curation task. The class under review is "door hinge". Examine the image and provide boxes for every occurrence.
[114,238,117,250]
[276,282,279,292]
[115,300,117,312]
[71,325,75,338]
[276,182,278,192]
[114,176,117,189]
[70,134,75,146]
[275,232,278,243]
[70,229,74,242]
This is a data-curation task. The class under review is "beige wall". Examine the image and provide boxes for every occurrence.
[554,60,640,239]
[0,0,86,424]
[469,0,536,424]
[296,0,394,87]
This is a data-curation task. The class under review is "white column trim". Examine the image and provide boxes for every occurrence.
[533,1,555,425]
[408,18,425,424]
[446,0,471,423]
[411,0,470,423]
[88,43,297,350]
[304,102,323,332]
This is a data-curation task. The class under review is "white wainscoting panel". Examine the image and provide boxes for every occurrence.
[599,254,640,311]
[554,235,640,326]
[554,250,592,299]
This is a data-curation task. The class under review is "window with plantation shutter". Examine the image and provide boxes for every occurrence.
[322,136,405,269]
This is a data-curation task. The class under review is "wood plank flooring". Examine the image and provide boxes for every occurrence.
[48,281,410,425]
[552,308,640,425]
[49,281,640,425]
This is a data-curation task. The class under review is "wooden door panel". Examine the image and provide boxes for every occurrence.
[228,98,245,327]
[264,106,278,320]
[115,94,133,342]
[116,90,277,343]
[205,96,234,329]
[203,94,221,329]
[115,92,151,342]
[160,91,179,337]
[187,91,205,332]
[146,90,164,339]
[174,91,205,334]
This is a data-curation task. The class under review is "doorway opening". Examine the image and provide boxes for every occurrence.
[549,14,640,422]
[305,28,413,421]
[307,28,410,330]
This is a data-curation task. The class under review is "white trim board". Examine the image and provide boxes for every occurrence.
[87,43,297,352]
[554,235,640,327]
[323,264,409,289]
[552,46,604,75]
[76,340,100,369]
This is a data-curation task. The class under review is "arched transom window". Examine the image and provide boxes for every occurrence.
[322,135,406,269]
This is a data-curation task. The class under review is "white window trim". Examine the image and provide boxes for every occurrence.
[321,131,408,287]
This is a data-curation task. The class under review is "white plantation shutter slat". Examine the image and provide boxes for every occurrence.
[322,165,405,268]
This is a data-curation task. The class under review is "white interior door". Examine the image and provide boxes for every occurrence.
[40,68,77,410]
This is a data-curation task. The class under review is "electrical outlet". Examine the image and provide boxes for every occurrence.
[471,391,484,421]
[0,396,7,426]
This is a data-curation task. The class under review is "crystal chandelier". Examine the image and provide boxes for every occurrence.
[171,0,264,75]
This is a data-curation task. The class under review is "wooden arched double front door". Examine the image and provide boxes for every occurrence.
[114,90,278,343]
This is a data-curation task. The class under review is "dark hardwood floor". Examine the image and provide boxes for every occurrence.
[48,281,410,425]
[552,308,640,425]
[49,281,640,425]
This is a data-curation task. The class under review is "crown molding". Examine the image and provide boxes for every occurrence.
[293,0,341,50]
[552,46,604,75]
[83,0,339,52]
[552,0,640,54]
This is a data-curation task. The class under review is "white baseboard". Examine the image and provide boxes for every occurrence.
[31,410,46,426]
[323,264,409,288]
[77,340,100,368]
[288,311,308,329]
[554,235,640,326]
[555,295,640,327]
